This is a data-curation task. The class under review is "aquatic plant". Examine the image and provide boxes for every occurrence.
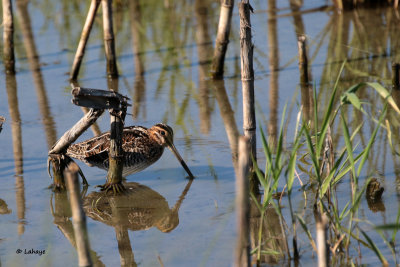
[251,68,400,265]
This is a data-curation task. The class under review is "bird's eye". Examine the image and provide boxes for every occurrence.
[161,131,166,136]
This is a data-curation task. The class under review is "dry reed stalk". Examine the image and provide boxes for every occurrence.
[267,0,279,147]
[2,0,15,74]
[297,35,309,86]
[297,35,314,124]
[81,107,102,136]
[316,213,329,267]
[105,82,127,192]
[211,0,234,79]
[234,136,251,267]
[102,0,118,78]
[239,1,258,194]
[70,0,101,81]
[106,107,126,189]
[332,0,343,10]
[49,109,104,155]
[65,162,93,267]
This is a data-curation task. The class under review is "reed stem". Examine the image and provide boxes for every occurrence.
[49,109,104,155]
[2,0,15,74]
[239,1,258,194]
[234,136,251,267]
[106,98,126,189]
[298,35,313,123]
[102,0,119,78]
[211,0,234,79]
[70,0,101,81]
[316,213,329,267]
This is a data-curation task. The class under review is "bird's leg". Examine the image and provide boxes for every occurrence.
[102,104,126,195]
[100,156,126,194]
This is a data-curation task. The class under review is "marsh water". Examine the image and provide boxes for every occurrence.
[1,0,400,266]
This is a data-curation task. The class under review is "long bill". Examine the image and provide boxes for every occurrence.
[168,143,195,179]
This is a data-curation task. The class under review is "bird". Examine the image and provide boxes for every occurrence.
[66,123,194,178]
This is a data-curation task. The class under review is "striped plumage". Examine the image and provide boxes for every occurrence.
[67,124,194,178]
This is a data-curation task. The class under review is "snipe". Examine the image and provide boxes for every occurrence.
[67,123,194,183]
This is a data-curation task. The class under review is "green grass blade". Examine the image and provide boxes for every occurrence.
[356,104,387,177]
[360,228,389,267]
[275,105,287,170]
[350,178,371,213]
[316,75,341,156]
[341,112,356,182]
[375,223,400,231]
[366,82,400,114]
[287,126,304,193]
[304,127,321,183]
[295,213,317,252]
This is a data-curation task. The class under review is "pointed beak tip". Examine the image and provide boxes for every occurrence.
[168,144,195,179]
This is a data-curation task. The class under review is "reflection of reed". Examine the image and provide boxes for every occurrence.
[267,0,279,147]
[290,0,314,125]
[15,176,25,235]
[5,74,26,235]
[5,74,22,174]
[212,79,239,167]
[290,1,317,127]
[115,226,136,267]
[51,192,105,267]
[16,0,57,149]
[129,0,146,120]
[290,0,306,37]
[65,164,92,266]
[195,0,212,134]
[249,202,287,264]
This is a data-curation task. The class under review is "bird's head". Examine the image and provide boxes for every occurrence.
[150,123,194,179]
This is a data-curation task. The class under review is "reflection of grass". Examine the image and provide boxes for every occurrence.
[252,67,400,265]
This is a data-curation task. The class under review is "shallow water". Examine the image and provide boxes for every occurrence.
[0,0,400,266]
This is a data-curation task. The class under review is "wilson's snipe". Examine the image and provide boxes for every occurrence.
[66,123,194,178]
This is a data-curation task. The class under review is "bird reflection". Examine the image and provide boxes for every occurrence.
[83,179,192,266]
[83,179,192,233]
[0,199,12,215]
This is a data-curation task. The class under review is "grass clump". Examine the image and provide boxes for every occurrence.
[250,67,400,266]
